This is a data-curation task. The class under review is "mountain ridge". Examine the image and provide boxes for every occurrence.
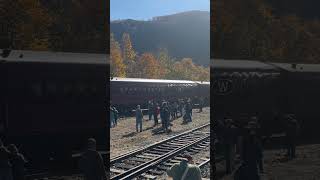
[110,10,210,66]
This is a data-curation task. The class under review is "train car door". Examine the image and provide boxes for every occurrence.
[0,61,7,136]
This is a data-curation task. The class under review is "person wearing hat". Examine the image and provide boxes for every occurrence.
[79,138,107,180]
[0,138,13,180]
[135,105,143,132]
[8,144,27,180]
[167,153,202,180]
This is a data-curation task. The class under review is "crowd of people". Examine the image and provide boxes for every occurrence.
[109,97,206,133]
[0,139,27,180]
[135,97,195,133]
[214,114,300,180]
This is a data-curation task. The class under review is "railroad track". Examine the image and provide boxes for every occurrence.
[110,123,210,180]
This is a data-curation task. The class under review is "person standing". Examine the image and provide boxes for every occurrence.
[163,103,170,132]
[8,144,27,180]
[160,101,165,129]
[185,100,193,122]
[285,114,300,159]
[153,103,159,126]
[110,106,115,128]
[148,101,153,121]
[238,121,262,180]
[179,100,183,118]
[135,105,143,132]
[112,107,118,127]
[198,97,203,113]
[79,138,107,180]
[0,138,13,180]
[223,118,237,174]
[173,101,178,119]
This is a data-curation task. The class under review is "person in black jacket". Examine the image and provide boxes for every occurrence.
[79,138,107,180]
[237,121,262,180]
[163,102,171,132]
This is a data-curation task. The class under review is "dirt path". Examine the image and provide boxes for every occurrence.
[110,107,210,158]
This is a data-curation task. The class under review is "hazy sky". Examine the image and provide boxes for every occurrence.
[111,0,210,20]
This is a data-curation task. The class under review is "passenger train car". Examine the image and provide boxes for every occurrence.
[212,59,320,138]
[0,50,108,165]
[110,77,210,115]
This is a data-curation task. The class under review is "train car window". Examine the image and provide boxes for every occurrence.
[46,82,57,95]
[77,82,86,95]
[91,86,98,96]
[120,88,124,94]
[63,83,73,97]
[128,87,132,95]
[32,83,43,97]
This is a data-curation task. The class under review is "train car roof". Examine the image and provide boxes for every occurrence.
[211,59,278,70]
[0,50,108,65]
[111,77,210,84]
[211,59,320,73]
[271,63,320,73]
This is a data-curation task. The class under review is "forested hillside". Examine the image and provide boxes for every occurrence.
[211,0,320,63]
[111,11,210,66]
[110,32,209,81]
[0,0,108,53]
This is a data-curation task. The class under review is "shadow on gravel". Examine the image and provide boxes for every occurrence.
[122,132,137,138]
[152,127,166,135]
[181,121,191,125]
[144,127,154,131]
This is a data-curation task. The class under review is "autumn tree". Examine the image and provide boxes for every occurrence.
[136,53,161,79]
[110,33,126,77]
[122,33,136,62]
[212,0,320,63]
[157,48,173,78]
[121,33,137,76]
[1,0,53,50]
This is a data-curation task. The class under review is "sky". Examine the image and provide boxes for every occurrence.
[111,0,210,21]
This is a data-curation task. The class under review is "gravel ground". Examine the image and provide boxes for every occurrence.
[216,144,320,180]
[110,107,210,158]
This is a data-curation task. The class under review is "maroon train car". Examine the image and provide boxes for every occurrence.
[0,50,108,166]
[110,77,210,115]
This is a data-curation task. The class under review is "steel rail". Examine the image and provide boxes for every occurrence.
[199,158,210,169]
[110,123,210,164]
[117,135,210,180]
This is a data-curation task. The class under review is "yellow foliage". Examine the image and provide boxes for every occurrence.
[111,33,126,77]
[137,53,161,79]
